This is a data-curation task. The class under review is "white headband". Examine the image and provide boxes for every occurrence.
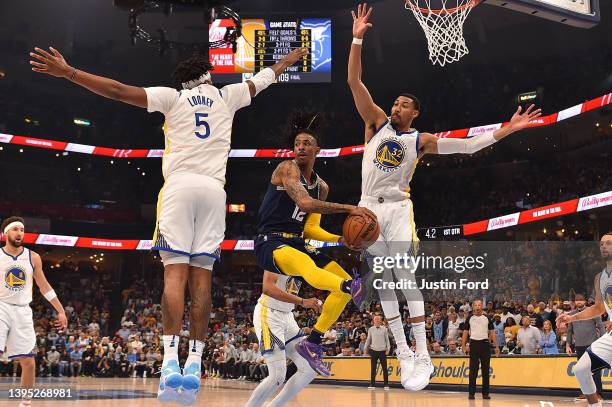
[182,72,212,90]
[3,221,24,234]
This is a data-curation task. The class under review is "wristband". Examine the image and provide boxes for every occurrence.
[352,37,363,45]
[43,289,57,301]
[69,68,77,82]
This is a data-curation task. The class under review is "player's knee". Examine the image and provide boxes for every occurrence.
[18,357,35,368]
[269,365,287,387]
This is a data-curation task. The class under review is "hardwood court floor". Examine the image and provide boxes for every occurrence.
[0,377,600,406]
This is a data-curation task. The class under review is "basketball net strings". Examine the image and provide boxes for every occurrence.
[405,0,476,66]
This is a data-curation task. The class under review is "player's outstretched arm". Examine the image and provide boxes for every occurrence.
[262,271,322,312]
[347,3,387,142]
[557,273,605,325]
[31,252,68,331]
[30,46,147,108]
[244,47,309,97]
[275,160,377,221]
[419,104,542,155]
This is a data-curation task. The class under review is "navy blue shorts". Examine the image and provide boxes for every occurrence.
[254,234,333,275]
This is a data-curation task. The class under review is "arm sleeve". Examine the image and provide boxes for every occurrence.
[436,131,497,155]
[144,87,180,114]
[220,82,252,113]
[595,316,605,338]
[304,213,341,243]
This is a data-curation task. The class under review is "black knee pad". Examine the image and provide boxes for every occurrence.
[587,347,611,373]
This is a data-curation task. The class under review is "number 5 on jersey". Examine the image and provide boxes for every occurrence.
[195,113,210,139]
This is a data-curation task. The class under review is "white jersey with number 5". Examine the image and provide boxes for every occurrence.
[145,83,251,184]
[361,119,420,201]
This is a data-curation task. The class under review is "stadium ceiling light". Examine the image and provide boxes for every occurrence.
[74,118,91,127]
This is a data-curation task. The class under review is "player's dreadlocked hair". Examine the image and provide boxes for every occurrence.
[287,110,325,148]
[171,53,214,89]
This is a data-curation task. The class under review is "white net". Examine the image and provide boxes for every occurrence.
[405,0,478,67]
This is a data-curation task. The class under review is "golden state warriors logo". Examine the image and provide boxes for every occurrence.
[286,277,303,296]
[606,285,612,310]
[374,138,406,172]
[4,265,26,292]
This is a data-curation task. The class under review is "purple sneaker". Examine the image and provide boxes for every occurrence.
[295,340,330,377]
[350,268,365,310]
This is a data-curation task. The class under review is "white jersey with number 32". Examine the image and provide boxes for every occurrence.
[145,83,251,184]
[361,119,420,201]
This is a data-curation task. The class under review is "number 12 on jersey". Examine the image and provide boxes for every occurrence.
[194,113,211,139]
[292,205,306,222]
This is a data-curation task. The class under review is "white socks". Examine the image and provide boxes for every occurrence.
[185,339,205,369]
[162,334,179,366]
[411,322,427,354]
[388,316,410,354]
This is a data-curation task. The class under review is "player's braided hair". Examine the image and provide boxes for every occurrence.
[1,216,24,233]
[288,110,325,147]
[171,53,214,89]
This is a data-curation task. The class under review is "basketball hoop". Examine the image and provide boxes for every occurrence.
[404,0,480,66]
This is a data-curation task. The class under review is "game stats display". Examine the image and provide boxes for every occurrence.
[209,17,332,83]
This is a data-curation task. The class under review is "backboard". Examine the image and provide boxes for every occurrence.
[484,0,600,28]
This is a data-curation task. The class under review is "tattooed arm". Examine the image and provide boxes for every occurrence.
[272,160,376,220]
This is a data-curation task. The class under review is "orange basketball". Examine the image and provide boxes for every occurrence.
[342,215,380,249]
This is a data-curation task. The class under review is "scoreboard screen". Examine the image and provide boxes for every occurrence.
[209,18,331,83]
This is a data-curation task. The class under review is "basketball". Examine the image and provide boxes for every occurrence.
[342,214,380,248]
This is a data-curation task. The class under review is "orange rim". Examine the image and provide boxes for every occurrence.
[405,0,480,15]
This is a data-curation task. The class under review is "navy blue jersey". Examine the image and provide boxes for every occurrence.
[257,169,320,235]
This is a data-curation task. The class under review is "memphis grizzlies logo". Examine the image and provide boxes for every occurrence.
[300,19,331,72]
[374,138,406,172]
[4,265,26,292]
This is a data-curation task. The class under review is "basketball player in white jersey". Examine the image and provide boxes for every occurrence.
[245,271,321,407]
[0,217,68,407]
[348,3,542,391]
[557,232,612,407]
[30,45,307,405]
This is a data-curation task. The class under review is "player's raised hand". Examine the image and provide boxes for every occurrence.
[556,312,574,327]
[508,104,542,132]
[30,47,72,78]
[283,47,309,65]
[302,298,323,313]
[352,3,374,39]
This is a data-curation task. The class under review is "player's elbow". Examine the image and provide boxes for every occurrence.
[347,77,361,88]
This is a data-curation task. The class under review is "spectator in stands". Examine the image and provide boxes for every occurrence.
[447,340,464,356]
[336,322,348,344]
[504,317,518,340]
[501,332,518,355]
[432,311,448,345]
[526,304,544,329]
[134,353,148,378]
[539,320,559,354]
[517,316,540,355]
[446,309,461,344]
[69,346,83,377]
[81,345,95,376]
[127,348,138,377]
[358,333,368,355]
[323,326,338,350]
[47,346,60,377]
[236,343,252,380]
[431,342,446,356]
[566,293,605,401]
[350,319,367,348]
[492,314,505,348]
[364,315,390,390]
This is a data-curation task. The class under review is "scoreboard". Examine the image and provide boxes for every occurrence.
[254,24,312,74]
[209,18,331,83]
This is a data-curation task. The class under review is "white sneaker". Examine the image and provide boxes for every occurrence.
[403,353,434,392]
[384,386,390,391]
[368,386,375,390]
[397,348,415,389]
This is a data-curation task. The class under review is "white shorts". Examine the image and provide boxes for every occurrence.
[253,302,303,356]
[358,197,419,258]
[589,332,612,368]
[153,172,226,269]
[0,302,36,359]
